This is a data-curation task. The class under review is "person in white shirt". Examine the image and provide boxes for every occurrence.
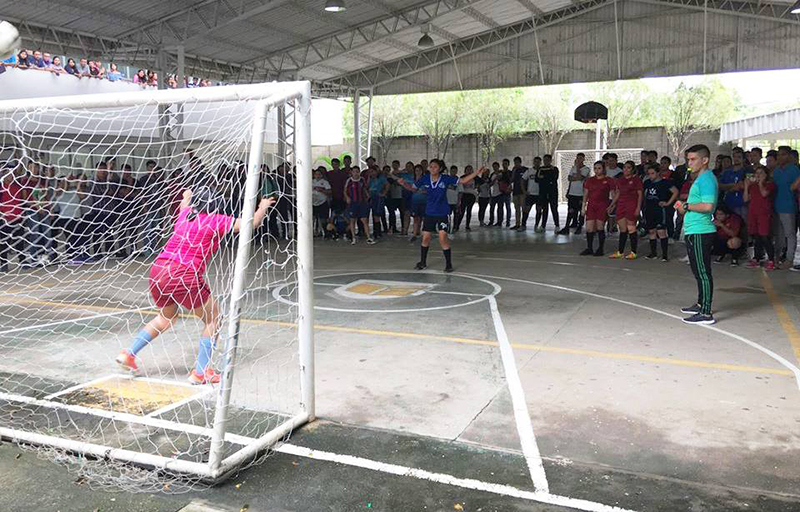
[559,152,590,235]
[475,167,492,226]
[455,165,478,231]
[446,165,463,233]
[520,159,541,230]
[311,167,332,237]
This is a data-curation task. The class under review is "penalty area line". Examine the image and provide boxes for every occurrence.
[277,443,635,512]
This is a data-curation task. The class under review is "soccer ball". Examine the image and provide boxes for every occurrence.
[0,20,21,60]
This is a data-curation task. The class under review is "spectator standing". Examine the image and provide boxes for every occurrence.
[76,58,90,77]
[489,162,504,227]
[50,56,64,74]
[455,165,477,232]
[326,157,349,221]
[475,167,492,227]
[106,63,124,81]
[51,174,83,259]
[510,157,527,230]
[31,50,45,68]
[16,50,32,68]
[0,167,26,272]
[21,162,54,267]
[368,166,389,239]
[344,167,374,245]
[312,167,332,237]
[386,160,405,235]
[721,151,747,220]
[772,146,800,270]
[559,153,589,235]
[537,154,560,233]
[64,58,78,75]
[133,69,147,84]
[744,166,777,270]
[499,159,512,227]
[446,166,462,233]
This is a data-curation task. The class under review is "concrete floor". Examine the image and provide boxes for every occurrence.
[1,210,799,511]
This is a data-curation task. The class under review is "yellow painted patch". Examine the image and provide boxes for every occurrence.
[347,283,385,295]
[56,376,199,416]
[345,281,429,298]
[374,287,426,297]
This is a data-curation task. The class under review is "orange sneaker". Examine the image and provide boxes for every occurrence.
[115,350,139,373]
[188,367,221,385]
[625,252,638,260]
[608,251,624,259]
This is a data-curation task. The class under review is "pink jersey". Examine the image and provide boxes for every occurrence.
[156,207,234,274]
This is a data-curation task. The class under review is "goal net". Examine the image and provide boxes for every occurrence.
[554,148,643,200]
[0,82,314,491]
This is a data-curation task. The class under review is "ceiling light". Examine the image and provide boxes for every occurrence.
[791,0,800,14]
[418,25,434,48]
[324,0,346,12]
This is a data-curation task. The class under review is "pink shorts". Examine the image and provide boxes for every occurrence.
[149,260,210,310]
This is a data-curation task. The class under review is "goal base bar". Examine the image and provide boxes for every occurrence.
[0,412,309,483]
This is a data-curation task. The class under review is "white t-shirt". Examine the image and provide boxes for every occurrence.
[461,180,477,197]
[490,173,501,197]
[312,178,331,206]
[55,189,82,219]
[521,168,540,195]
[477,178,491,198]
[446,183,462,205]
[606,165,623,178]
[566,165,591,196]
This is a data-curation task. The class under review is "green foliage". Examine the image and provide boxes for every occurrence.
[315,152,353,170]
[461,88,526,160]
[524,85,582,154]
[414,91,466,160]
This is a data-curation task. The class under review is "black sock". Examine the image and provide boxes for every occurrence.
[587,231,595,250]
[649,238,658,255]
[598,231,606,252]
[660,237,669,258]
[630,232,638,253]
[618,232,628,253]
[443,249,452,268]
[420,245,429,265]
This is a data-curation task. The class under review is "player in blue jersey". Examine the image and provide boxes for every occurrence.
[397,159,482,272]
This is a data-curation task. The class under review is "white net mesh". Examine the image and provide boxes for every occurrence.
[0,85,310,492]
[555,148,643,199]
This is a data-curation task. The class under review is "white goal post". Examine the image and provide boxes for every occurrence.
[0,82,315,486]
[554,148,643,200]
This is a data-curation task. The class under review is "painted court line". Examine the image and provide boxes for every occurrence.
[1,305,156,335]
[487,295,549,494]
[464,272,800,391]
[43,375,117,400]
[761,271,800,366]
[276,443,635,512]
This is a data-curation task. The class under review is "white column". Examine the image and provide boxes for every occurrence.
[177,45,185,88]
[353,90,362,168]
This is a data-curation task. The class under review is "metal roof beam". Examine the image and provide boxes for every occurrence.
[634,0,800,26]
[242,0,487,73]
[323,0,613,91]
[462,6,502,28]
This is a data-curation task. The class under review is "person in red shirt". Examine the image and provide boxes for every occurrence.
[580,161,616,256]
[0,166,26,272]
[659,156,673,180]
[711,207,743,265]
[744,165,777,270]
[609,161,643,260]
[326,157,349,218]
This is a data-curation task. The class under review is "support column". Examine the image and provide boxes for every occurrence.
[353,90,361,168]
[177,45,185,88]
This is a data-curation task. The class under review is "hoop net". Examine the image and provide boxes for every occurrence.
[0,84,311,492]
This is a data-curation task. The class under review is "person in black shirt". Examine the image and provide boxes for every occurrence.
[643,164,678,261]
[510,156,528,230]
[499,159,512,227]
[536,154,560,233]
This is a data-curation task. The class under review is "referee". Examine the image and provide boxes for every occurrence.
[674,144,718,325]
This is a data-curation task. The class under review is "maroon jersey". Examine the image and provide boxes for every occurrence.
[584,176,615,206]
[747,182,775,218]
[615,175,643,204]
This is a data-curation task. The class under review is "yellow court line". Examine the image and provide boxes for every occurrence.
[0,295,793,378]
[761,271,800,364]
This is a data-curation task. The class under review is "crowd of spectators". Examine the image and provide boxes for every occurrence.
[1,48,214,88]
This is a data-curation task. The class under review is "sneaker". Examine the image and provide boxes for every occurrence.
[713,255,725,264]
[679,255,690,264]
[609,251,624,259]
[791,265,800,272]
[115,351,139,374]
[680,304,701,314]
[661,256,669,263]
[366,238,376,245]
[593,248,604,257]
[574,227,582,235]
[557,228,570,236]
[465,227,471,232]
[682,313,716,325]
[625,252,637,260]
[188,367,221,385]
[645,253,658,260]
[746,259,760,268]
[509,226,519,231]
[350,237,356,246]
[730,258,739,267]
[764,261,776,271]
[414,262,427,271]
[580,248,594,256]
[409,236,417,243]
[444,265,454,273]
[554,226,561,233]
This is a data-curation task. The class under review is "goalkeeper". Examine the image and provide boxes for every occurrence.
[116,186,275,384]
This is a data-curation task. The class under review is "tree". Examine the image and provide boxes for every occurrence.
[463,89,525,161]
[370,95,414,164]
[586,81,655,147]
[525,86,579,155]
[414,92,465,160]
[656,79,740,160]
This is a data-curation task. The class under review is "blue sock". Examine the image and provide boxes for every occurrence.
[195,337,213,374]
[128,329,153,356]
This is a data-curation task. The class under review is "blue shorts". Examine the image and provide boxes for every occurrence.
[370,195,386,216]
[347,202,370,219]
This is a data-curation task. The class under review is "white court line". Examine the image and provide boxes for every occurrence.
[0,306,156,336]
[487,295,549,494]
[147,387,215,418]
[276,443,635,512]
[465,273,800,391]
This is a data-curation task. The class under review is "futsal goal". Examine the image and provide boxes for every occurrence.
[555,148,643,200]
[0,82,314,489]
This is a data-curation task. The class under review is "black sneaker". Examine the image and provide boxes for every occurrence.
[593,248,604,257]
[730,258,739,267]
[645,253,658,260]
[714,255,725,264]
[414,262,427,270]
[661,256,669,263]
[680,304,701,314]
[574,227,582,235]
[580,248,594,256]
[682,313,715,325]
[444,265,454,273]
[557,228,570,236]
[791,265,800,272]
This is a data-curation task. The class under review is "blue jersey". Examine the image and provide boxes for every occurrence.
[415,174,458,217]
